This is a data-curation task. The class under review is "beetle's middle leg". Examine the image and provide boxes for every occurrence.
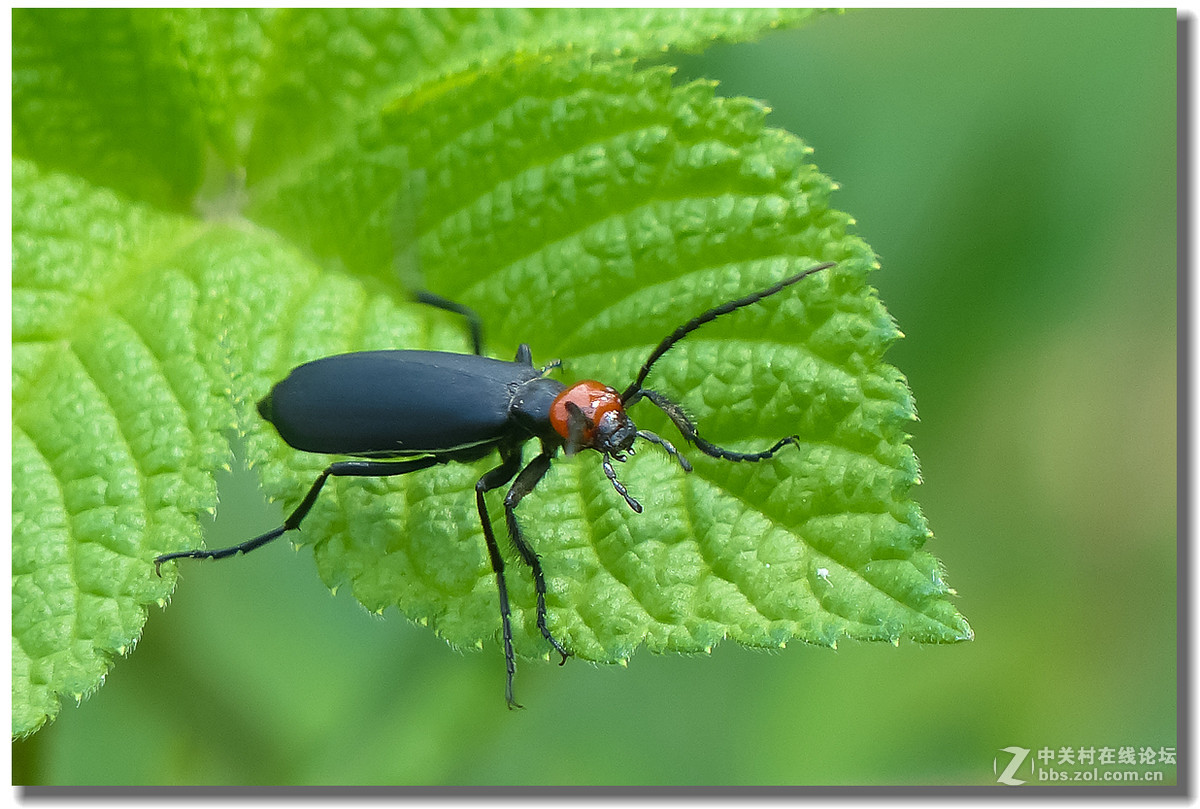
[154,457,441,574]
[393,169,486,357]
[414,291,484,356]
[475,446,526,709]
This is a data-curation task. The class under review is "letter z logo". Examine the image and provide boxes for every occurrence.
[994,747,1031,785]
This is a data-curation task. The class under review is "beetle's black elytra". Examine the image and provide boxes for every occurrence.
[155,261,835,708]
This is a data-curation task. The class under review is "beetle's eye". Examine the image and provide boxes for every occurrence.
[594,409,637,455]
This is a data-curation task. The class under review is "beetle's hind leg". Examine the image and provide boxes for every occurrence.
[154,457,441,574]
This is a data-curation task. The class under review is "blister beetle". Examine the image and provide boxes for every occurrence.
[155,261,835,707]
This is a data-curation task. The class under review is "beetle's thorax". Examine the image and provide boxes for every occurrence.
[548,380,637,455]
[508,376,569,441]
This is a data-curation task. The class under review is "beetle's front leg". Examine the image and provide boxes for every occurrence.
[503,449,569,664]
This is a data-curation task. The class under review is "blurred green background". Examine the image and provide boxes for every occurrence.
[14,9,1176,786]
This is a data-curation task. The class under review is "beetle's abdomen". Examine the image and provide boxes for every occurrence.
[258,350,542,457]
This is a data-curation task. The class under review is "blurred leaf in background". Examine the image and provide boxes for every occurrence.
[12,7,1175,789]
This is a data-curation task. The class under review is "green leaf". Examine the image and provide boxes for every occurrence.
[244,8,824,179]
[13,9,214,209]
[12,9,969,738]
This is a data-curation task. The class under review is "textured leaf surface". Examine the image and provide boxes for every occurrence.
[12,9,969,738]
[244,8,823,179]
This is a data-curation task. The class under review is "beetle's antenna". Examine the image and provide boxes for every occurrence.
[637,387,800,463]
[619,262,835,403]
[636,429,692,472]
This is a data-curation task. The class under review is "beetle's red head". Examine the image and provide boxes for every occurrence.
[549,380,637,456]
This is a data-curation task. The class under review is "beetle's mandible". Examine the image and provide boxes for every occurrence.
[155,261,835,707]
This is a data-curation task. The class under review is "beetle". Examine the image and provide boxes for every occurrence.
[155,261,835,707]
